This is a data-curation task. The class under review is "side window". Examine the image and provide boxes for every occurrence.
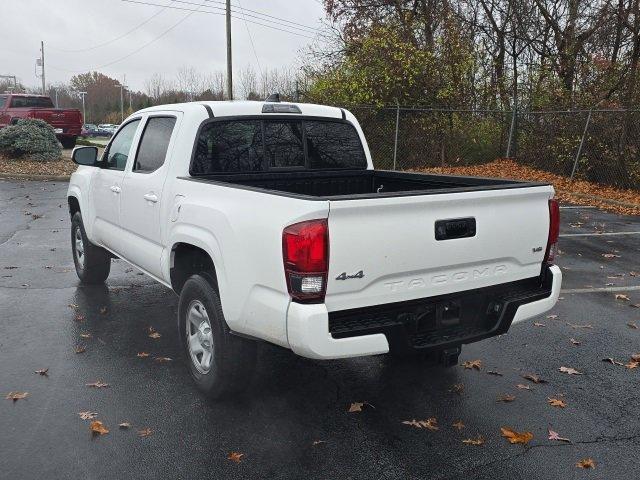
[304,121,367,169]
[104,120,141,170]
[264,121,305,168]
[191,120,263,174]
[133,117,177,173]
[0,96,7,108]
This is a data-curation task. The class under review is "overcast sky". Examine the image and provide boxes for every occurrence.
[0,0,328,92]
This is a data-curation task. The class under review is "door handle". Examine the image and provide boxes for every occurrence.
[110,185,121,194]
[143,193,158,203]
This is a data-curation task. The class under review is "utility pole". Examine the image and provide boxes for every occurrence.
[40,41,46,95]
[78,91,87,123]
[120,84,125,122]
[226,0,233,100]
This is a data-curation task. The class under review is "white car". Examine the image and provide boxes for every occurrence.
[67,99,561,398]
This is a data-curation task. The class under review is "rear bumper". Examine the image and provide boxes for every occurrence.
[287,265,561,360]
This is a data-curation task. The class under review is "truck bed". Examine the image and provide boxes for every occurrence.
[183,170,547,200]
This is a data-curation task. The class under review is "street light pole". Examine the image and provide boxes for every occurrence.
[40,41,46,95]
[79,91,87,123]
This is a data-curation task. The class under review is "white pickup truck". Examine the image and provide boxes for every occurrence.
[67,99,562,398]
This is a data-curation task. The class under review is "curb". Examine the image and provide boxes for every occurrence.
[0,172,71,182]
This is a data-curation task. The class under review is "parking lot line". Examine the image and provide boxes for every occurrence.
[562,285,640,294]
[560,231,640,237]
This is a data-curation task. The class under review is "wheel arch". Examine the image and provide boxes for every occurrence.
[170,242,219,295]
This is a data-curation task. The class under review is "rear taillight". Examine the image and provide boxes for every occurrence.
[544,199,560,264]
[283,219,329,303]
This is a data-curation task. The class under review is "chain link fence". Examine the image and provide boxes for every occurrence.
[349,105,640,191]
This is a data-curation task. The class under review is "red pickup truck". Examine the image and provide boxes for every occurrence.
[0,94,83,148]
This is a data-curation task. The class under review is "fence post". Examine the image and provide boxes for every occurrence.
[505,107,517,158]
[392,101,400,170]
[570,109,592,181]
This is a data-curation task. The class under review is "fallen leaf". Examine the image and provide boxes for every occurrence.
[119,422,131,429]
[312,440,326,446]
[602,253,620,258]
[137,428,152,437]
[486,370,503,376]
[546,314,558,320]
[462,359,482,370]
[462,435,485,445]
[567,323,593,329]
[452,421,465,430]
[516,384,533,390]
[348,402,365,412]
[627,322,638,329]
[137,352,150,358]
[631,304,640,308]
[79,411,98,420]
[559,366,583,375]
[89,420,109,435]
[154,357,172,363]
[449,383,464,395]
[74,314,85,322]
[615,294,630,301]
[576,458,596,469]
[533,322,546,327]
[570,338,581,345]
[5,391,29,401]
[631,354,640,362]
[522,373,547,384]
[148,327,161,339]
[497,394,516,403]
[548,397,567,408]
[402,418,439,431]
[79,332,91,338]
[548,428,571,443]
[99,306,108,314]
[75,345,86,354]
[630,272,638,277]
[34,368,49,376]
[500,427,533,445]
[602,358,624,366]
[86,380,109,388]
[227,452,243,463]
[68,303,78,309]
[625,361,639,369]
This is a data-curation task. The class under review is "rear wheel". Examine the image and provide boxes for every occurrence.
[178,274,256,399]
[71,212,111,284]
[60,136,77,149]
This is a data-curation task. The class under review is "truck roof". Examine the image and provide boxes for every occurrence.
[137,100,344,120]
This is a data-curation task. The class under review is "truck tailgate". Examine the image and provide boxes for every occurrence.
[31,109,82,129]
[325,185,553,312]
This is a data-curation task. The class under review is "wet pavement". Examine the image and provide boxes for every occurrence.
[1,179,639,480]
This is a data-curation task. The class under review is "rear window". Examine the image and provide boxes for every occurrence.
[9,96,55,108]
[0,96,7,108]
[191,118,366,175]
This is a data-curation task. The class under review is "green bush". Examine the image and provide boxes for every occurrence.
[0,118,62,161]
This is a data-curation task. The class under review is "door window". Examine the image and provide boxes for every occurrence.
[133,117,177,173]
[104,120,141,170]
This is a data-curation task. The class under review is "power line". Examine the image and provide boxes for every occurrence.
[50,0,175,53]
[236,0,262,77]
[202,0,324,33]
[50,1,207,73]
[121,0,326,39]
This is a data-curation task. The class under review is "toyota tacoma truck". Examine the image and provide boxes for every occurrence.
[0,93,82,148]
[66,99,562,398]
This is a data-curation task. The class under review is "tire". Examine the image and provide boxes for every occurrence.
[61,136,77,149]
[71,212,111,284]
[178,274,257,399]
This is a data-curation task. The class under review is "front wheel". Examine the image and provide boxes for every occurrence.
[178,274,257,399]
[71,212,111,284]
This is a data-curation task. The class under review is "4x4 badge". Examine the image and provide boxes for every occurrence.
[336,270,364,281]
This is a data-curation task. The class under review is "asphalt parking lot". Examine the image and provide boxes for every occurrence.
[1,179,639,480]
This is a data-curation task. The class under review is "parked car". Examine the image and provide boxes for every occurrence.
[81,124,99,137]
[97,124,118,136]
[0,93,82,148]
[67,99,562,398]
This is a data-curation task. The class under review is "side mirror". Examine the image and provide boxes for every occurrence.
[71,146,99,166]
